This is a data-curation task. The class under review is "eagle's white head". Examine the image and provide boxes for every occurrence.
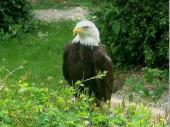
[72,20,100,46]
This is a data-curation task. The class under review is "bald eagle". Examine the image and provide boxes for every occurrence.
[63,20,114,102]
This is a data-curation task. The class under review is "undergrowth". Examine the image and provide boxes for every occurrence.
[0,65,168,127]
[0,81,168,126]
[125,67,168,100]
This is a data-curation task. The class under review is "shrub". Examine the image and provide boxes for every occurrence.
[90,0,168,68]
[0,80,167,126]
[0,0,32,38]
[0,65,168,126]
[125,67,168,100]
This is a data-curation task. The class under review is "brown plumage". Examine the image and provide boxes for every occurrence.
[63,42,113,101]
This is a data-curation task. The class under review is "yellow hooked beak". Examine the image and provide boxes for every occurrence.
[73,27,84,36]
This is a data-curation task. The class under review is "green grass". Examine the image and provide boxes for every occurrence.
[0,20,75,90]
[31,0,92,10]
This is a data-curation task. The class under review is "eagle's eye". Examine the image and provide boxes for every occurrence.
[83,26,90,29]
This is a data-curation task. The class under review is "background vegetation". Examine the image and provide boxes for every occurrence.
[90,0,168,69]
[1,77,167,126]
[90,0,168,103]
[31,0,92,9]
[0,0,32,38]
[0,21,74,90]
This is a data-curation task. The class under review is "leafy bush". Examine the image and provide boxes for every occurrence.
[0,0,32,38]
[0,80,167,126]
[90,0,168,68]
[0,65,167,126]
[125,67,168,100]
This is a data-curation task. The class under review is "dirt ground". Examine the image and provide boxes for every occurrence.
[33,7,88,21]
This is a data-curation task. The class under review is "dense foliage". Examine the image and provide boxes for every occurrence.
[125,67,168,100]
[90,0,168,68]
[0,0,32,38]
[0,80,167,126]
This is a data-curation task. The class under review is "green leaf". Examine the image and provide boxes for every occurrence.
[112,20,120,35]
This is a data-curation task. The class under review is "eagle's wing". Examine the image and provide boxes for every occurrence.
[92,46,113,101]
[63,43,71,83]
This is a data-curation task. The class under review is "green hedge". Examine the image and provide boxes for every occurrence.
[0,0,32,37]
[90,0,168,68]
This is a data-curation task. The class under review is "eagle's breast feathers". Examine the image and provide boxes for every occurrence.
[63,42,113,101]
